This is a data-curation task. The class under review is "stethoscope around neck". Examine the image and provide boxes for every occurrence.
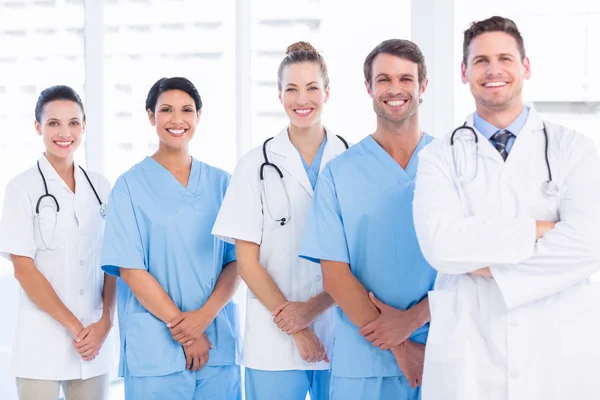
[259,134,349,226]
[450,122,559,196]
[35,160,106,250]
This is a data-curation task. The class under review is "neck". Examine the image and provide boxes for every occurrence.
[288,122,326,154]
[372,115,422,168]
[152,145,191,171]
[476,99,524,129]
[45,152,74,181]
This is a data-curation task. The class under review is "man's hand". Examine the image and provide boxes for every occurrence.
[536,220,556,239]
[391,340,426,389]
[73,317,111,361]
[272,301,315,335]
[293,328,329,363]
[469,267,493,278]
[184,333,212,371]
[358,293,417,350]
[168,310,212,347]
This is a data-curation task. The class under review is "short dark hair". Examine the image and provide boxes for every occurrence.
[35,85,85,122]
[363,39,427,87]
[463,16,526,65]
[277,41,329,92]
[145,77,202,112]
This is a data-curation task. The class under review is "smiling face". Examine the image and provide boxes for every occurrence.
[279,62,329,129]
[147,89,200,151]
[462,31,530,113]
[365,53,427,124]
[35,99,85,161]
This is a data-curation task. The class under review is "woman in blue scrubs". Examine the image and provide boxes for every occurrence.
[101,77,241,399]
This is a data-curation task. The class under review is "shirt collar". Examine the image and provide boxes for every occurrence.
[473,105,530,140]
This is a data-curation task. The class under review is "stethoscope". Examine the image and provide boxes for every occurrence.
[35,160,106,250]
[260,134,349,226]
[450,123,559,196]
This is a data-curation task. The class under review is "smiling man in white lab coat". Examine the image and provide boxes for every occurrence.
[413,15,600,400]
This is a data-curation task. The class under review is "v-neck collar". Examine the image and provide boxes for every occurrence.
[143,156,200,195]
[363,133,431,183]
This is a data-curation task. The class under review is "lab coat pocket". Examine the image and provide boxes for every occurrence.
[557,283,600,398]
[422,290,474,400]
[124,312,186,377]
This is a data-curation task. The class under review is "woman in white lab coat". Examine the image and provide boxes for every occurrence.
[0,86,115,400]
[212,41,348,400]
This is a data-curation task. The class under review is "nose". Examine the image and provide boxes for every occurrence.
[171,110,184,124]
[58,124,71,138]
[387,79,403,96]
[485,59,504,76]
[295,89,309,105]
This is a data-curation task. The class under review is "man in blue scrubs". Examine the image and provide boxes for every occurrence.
[299,39,437,399]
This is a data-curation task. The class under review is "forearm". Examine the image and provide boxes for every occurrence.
[100,274,117,326]
[321,260,379,328]
[236,240,287,313]
[120,268,181,323]
[408,297,430,330]
[199,261,241,319]
[11,255,81,335]
[306,292,335,319]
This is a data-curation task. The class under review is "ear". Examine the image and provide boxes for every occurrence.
[419,78,429,100]
[324,86,330,103]
[364,80,373,97]
[147,109,156,126]
[195,110,202,126]
[523,56,531,80]
[81,120,86,135]
[34,120,42,136]
[278,90,283,105]
[461,62,468,84]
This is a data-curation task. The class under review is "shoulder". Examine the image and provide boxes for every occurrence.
[5,165,39,192]
[80,168,112,196]
[544,121,598,162]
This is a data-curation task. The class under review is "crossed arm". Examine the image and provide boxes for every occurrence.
[321,259,429,388]
[120,260,240,370]
[236,239,333,363]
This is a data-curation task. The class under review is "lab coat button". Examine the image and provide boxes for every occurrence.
[79,260,84,266]
[79,290,84,295]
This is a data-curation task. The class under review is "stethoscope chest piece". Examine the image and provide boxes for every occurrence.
[542,180,560,196]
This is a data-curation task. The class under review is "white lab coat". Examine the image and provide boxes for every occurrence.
[0,155,113,381]
[212,128,347,371]
[413,109,600,400]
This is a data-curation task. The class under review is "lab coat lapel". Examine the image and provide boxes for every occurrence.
[464,113,507,164]
[320,128,347,173]
[269,128,314,197]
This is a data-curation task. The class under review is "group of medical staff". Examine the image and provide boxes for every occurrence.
[0,14,599,400]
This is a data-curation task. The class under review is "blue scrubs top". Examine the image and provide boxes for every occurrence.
[299,134,437,379]
[101,157,240,378]
[474,105,529,154]
[296,136,327,190]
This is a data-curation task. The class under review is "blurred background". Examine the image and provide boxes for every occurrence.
[1,0,600,398]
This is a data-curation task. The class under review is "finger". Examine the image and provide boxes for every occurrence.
[365,332,378,343]
[274,313,285,324]
[372,339,385,348]
[183,339,195,348]
[192,355,201,371]
[369,292,385,310]
[272,302,288,316]
[359,322,376,336]
[324,352,330,363]
[75,327,92,343]
[82,347,97,358]
[186,354,192,370]
[76,342,96,354]
[200,353,209,370]
[287,325,303,335]
[170,324,184,337]
[167,313,186,329]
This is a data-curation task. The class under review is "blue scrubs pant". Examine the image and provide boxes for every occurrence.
[245,368,330,400]
[329,375,420,400]
[124,365,241,400]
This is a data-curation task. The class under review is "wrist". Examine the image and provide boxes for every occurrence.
[66,316,83,337]
[100,313,113,330]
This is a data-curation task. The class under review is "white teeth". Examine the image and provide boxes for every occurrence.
[295,109,312,115]
[386,100,407,106]
[55,141,72,146]
[167,129,185,135]
[484,82,507,87]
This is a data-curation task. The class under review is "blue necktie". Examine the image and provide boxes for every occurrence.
[490,129,513,161]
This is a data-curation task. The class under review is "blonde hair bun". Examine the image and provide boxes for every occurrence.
[285,41,318,55]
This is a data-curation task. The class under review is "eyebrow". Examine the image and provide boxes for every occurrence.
[158,104,195,108]
[46,117,81,121]
[286,82,319,87]
[375,73,415,79]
